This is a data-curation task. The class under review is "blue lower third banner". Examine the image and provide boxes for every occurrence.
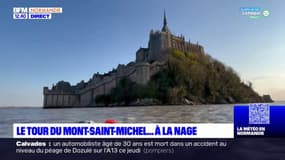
[234,104,285,137]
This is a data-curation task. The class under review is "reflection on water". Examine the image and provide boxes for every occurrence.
[0,104,234,137]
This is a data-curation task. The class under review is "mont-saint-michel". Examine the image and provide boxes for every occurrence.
[43,12,273,108]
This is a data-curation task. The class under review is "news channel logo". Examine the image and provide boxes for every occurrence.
[240,7,270,19]
[13,7,62,20]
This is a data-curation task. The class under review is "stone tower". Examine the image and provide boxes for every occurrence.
[147,11,172,62]
[161,10,170,33]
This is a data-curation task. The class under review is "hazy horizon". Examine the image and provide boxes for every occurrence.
[1,0,285,106]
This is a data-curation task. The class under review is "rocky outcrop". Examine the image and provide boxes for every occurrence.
[262,95,274,103]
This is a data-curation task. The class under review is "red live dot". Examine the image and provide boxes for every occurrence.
[105,119,116,124]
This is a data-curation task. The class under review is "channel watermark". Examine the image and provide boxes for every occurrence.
[240,7,270,19]
[13,7,62,20]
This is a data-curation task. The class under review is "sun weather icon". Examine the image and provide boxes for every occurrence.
[262,10,270,17]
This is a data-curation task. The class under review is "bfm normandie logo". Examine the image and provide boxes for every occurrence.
[13,7,62,20]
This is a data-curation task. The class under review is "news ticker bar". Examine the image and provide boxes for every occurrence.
[13,123,234,139]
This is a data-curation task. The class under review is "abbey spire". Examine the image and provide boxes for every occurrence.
[162,10,170,33]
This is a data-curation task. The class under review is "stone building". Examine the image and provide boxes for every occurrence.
[43,12,204,108]
[136,11,204,63]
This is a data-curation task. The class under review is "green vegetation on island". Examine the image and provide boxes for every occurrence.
[96,49,273,106]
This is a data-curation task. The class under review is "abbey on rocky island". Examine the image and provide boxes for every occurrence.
[43,12,205,108]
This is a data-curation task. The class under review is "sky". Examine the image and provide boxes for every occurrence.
[0,0,284,106]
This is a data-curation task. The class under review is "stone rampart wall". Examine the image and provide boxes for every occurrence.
[43,62,165,107]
